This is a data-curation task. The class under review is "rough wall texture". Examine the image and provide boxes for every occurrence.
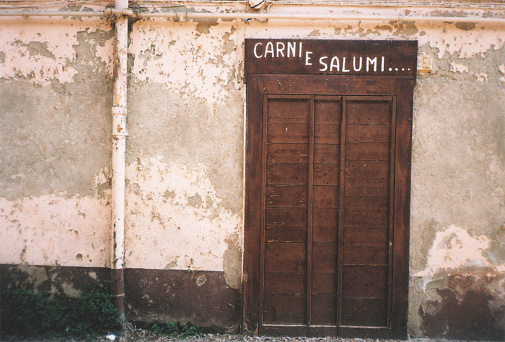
[410,43,505,339]
[0,17,114,269]
[122,19,244,327]
[1,1,505,337]
[125,18,244,284]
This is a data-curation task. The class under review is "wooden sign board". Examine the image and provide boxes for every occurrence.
[245,39,417,78]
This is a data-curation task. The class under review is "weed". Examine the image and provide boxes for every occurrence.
[1,286,121,338]
[181,322,200,337]
[146,321,201,337]
[151,322,178,335]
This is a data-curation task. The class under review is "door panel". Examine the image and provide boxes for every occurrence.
[262,94,394,331]
[244,75,414,338]
[340,97,393,328]
[262,97,311,328]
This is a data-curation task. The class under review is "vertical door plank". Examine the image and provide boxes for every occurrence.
[244,77,263,333]
[390,78,415,337]
[336,98,347,326]
[313,208,338,242]
[340,97,393,328]
[306,96,315,326]
[262,96,311,330]
[311,97,341,326]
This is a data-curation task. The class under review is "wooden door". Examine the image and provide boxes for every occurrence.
[244,75,414,338]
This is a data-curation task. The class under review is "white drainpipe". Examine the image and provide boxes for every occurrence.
[111,0,129,319]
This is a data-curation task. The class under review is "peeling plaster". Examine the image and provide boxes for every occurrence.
[223,233,242,289]
[129,20,241,104]
[411,226,505,339]
[0,193,111,267]
[127,82,244,214]
[414,226,505,283]
[450,61,469,73]
[0,32,113,201]
[499,64,505,83]
[125,156,242,277]
[476,73,488,82]
[409,40,505,337]
[61,281,81,297]
[0,18,113,85]
[244,18,504,59]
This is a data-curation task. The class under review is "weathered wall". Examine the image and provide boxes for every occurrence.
[1,0,505,338]
[0,15,114,299]
[123,18,244,328]
[410,42,505,339]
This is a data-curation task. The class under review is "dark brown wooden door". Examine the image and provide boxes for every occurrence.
[244,75,414,338]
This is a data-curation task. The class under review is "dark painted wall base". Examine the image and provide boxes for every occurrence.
[125,268,240,331]
[0,265,241,332]
[0,264,110,296]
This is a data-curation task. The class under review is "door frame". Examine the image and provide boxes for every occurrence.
[243,74,415,338]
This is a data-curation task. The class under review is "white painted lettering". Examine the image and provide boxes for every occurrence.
[342,57,350,72]
[252,42,389,74]
[319,56,328,72]
[253,42,263,58]
[305,51,313,66]
[276,42,285,58]
[287,42,296,58]
[264,42,274,58]
[353,56,362,72]
[330,56,340,71]
[366,57,377,72]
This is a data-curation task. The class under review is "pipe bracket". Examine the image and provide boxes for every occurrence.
[112,106,128,137]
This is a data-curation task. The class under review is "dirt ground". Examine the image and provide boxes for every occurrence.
[0,328,473,342]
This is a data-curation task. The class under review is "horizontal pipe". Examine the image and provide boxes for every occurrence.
[0,11,105,17]
[0,8,505,24]
[0,8,134,17]
[136,11,505,23]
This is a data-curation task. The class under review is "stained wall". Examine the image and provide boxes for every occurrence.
[0,0,504,338]
[0,14,114,298]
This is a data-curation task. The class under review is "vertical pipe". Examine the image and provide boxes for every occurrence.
[111,0,128,320]
[115,0,128,10]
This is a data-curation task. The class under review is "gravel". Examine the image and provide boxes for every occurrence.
[0,328,441,342]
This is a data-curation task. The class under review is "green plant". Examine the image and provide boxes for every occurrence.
[151,322,178,335]
[147,321,201,337]
[68,287,121,335]
[181,322,200,337]
[1,288,67,336]
[1,286,121,338]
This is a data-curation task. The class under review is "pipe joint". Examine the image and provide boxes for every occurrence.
[112,106,128,137]
[105,8,135,18]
